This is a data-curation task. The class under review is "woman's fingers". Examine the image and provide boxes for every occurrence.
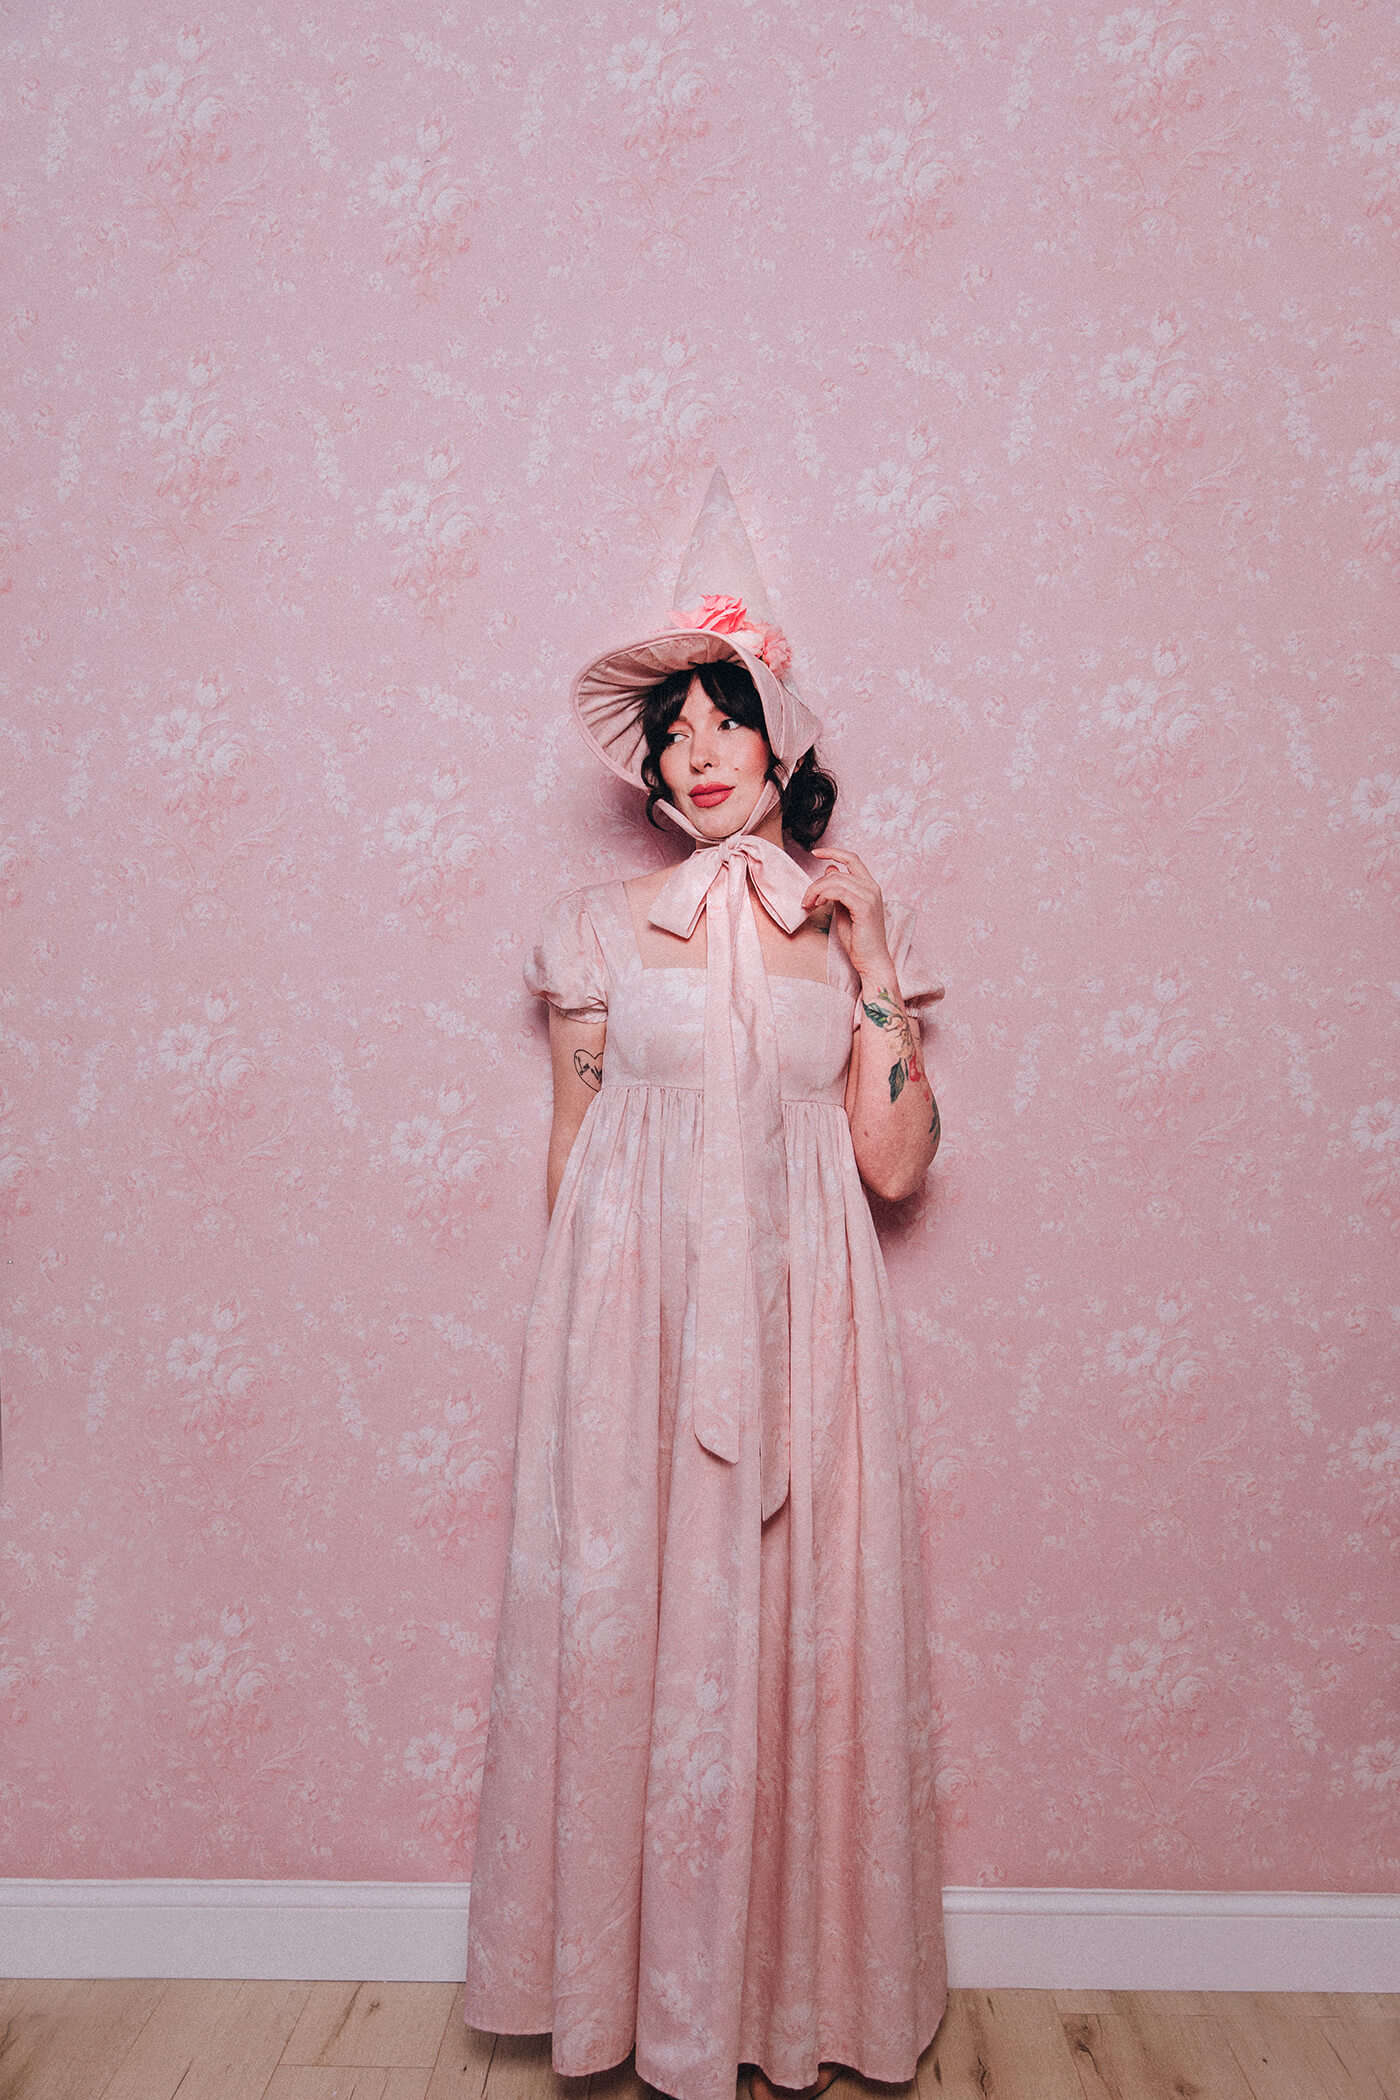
[811,857,879,898]
[804,860,877,897]
[810,847,870,875]
[803,878,865,915]
[805,876,879,916]
[803,855,890,962]
[808,851,880,898]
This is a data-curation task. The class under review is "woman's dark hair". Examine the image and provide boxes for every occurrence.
[638,659,838,850]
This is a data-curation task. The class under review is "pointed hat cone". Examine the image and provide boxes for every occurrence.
[570,469,821,791]
[672,466,777,625]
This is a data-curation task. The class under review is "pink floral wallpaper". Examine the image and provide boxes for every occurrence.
[2,2,1397,1895]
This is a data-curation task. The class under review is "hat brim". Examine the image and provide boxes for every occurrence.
[571,629,819,789]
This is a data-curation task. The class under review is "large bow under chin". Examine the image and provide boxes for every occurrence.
[649,784,812,1520]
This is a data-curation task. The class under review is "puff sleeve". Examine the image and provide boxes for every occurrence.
[523,889,608,1022]
[854,897,945,1027]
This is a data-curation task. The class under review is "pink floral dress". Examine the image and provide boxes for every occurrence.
[462,878,947,2100]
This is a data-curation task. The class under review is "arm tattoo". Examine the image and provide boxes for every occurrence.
[861,986,926,1105]
[572,1048,603,1094]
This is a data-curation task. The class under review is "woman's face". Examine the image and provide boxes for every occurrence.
[658,673,774,840]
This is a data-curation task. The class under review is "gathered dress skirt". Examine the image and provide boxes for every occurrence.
[462,879,946,2100]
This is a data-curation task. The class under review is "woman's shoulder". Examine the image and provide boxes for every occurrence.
[535,873,649,941]
[539,875,627,913]
[620,864,673,907]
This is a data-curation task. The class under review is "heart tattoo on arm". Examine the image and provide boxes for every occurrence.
[573,1048,603,1094]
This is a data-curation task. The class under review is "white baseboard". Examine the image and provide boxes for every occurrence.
[1,1879,471,1986]
[942,1885,1399,1991]
[1,1880,1396,1991]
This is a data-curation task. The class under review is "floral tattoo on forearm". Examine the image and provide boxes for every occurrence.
[862,986,940,1135]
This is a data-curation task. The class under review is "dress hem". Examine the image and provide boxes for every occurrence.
[461,2001,952,2098]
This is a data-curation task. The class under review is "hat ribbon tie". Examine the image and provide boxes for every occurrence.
[649,832,811,1519]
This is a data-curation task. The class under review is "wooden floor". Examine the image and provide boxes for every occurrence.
[0,1982,1396,2100]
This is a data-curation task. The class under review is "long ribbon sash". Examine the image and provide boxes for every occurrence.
[649,819,811,1520]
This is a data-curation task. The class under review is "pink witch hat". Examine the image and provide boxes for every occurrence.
[570,468,822,798]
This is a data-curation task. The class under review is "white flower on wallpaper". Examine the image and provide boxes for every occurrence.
[0,829,26,911]
[139,354,239,519]
[1104,1294,1204,1453]
[147,674,249,826]
[1352,771,1400,905]
[1105,1605,1211,1753]
[167,1301,265,1446]
[1352,1101,1400,1153]
[1352,1740,1400,1799]
[1098,9,1206,141]
[1351,1101,1400,1230]
[390,1085,491,1249]
[1352,100,1400,230]
[612,337,716,491]
[404,1698,488,1869]
[1097,311,1208,488]
[367,115,474,290]
[156,992,260,1151]
[1349,1418,1400,1518]
[0,1087,34,1236]
[173,1605,275,1762]
[856,757,958,883]
[0,1643,32,1725]
[377,444,478,618]
[1349,442,1400,495]
[1352,101,1400,157]
[1353,1430,1399,1552]
[1100,973,1205,1129]
[1094,642,1204,800]
[380,764,483,931]
[854,428,960,592]
[128,28,232,202]
[929,1702,973,1830]
[397,1393,504,1551]
[850,90,954,258]
[1353,774,1400,828]
[1348,442,1400,580]
[606,7,708,163]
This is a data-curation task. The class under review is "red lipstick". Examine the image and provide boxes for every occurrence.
[689,784,733,808]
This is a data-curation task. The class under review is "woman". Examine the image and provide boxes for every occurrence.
[463,476,947,2100]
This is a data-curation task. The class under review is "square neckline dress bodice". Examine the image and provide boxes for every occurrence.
[463,878,947,2100]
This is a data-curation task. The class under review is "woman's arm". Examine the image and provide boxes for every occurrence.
[843,978,939,1200]
[546,1009,607,1216]
[802,849,940,1203]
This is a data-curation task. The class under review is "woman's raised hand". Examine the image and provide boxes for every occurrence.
[801,848,895,984]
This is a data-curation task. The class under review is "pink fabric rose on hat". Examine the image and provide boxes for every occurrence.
[750,623,792,677]
[678,594,750,634]
[673,595,794,679]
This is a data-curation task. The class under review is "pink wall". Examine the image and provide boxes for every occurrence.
[3,3,1397,1892]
